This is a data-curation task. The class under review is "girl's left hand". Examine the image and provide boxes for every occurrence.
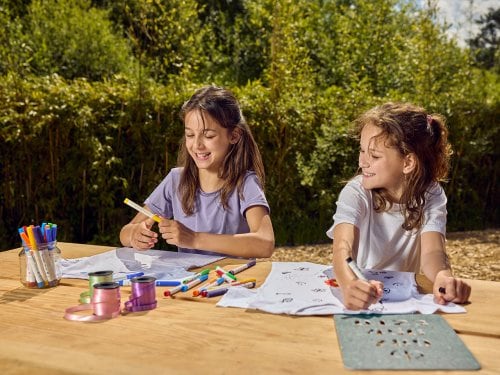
[433,270,471,305]
[158,219,196,249]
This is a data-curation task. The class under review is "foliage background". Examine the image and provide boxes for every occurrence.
[0,0,498,250]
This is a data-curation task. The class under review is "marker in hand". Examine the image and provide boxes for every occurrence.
[346,256,383,299]
[124,198,162,223]
[346,257,368,281]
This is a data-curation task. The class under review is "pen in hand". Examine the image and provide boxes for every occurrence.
[346,257,368,281]
[124,198,162,223]
[346,256,383,299]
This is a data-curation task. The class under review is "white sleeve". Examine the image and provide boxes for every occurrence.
[326,178,369,239]
[421,183,447,235]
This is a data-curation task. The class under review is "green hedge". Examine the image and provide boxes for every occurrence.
[0,73,498,251]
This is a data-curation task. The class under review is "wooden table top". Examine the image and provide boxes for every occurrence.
[1,242,499,374]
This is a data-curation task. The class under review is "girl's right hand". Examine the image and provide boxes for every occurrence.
[341,279,384,310]
[129,218,158,250]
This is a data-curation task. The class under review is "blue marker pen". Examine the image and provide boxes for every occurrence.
[126,272,144,279]
[156,280,181,287]
[181,274,209,292]
[117,279,132,286]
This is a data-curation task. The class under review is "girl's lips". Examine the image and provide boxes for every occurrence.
[195,152,210,160]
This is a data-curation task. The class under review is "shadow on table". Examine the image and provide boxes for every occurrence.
[0,286,50,304]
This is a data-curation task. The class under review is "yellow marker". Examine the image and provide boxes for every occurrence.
[124,198,162,223]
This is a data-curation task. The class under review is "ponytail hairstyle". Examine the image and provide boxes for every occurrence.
[354,102,452,230]
[177,85,265,215]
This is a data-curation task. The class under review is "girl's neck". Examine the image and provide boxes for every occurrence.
[198,170,224,193]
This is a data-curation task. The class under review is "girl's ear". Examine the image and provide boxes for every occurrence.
[229,128,242,144]
[403,153,417,174]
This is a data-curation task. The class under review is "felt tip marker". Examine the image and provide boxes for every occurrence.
[164,284,183,297]
[229,259,256,275]
[182,269,210,284]
[215,266,237,282]
[346,257,368,281]
[193,277,225,297]
[124,198,162,223]
[126,272,144,279]
[204,281,256,298]
[181,274,209,292]
[156,280,182,287]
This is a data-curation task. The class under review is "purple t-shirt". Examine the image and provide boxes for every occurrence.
[144,167,269,256]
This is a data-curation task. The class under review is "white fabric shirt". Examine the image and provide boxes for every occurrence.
[326,175,447,272]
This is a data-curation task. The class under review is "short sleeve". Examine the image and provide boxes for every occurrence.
[326,177,369,239]
[240,172,270,216]
[144,170,176,219]
[421,183,447,235]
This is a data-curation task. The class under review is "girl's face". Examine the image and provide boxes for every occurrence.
[184,110,237,174]
[358,123,407,201]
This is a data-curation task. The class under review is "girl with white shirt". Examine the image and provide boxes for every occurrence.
[327,102,471,310]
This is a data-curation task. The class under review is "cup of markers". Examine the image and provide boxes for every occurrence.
[18,223,62,288]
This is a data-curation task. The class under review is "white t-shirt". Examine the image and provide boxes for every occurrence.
[326,175,447,272]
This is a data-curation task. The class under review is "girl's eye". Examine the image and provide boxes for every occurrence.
[185,133,194,138]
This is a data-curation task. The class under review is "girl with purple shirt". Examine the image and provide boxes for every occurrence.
[120,86,275,258]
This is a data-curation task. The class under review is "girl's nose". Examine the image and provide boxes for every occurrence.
[359,153,369,168]
[194,135,205,148]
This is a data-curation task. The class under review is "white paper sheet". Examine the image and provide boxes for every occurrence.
[60,247,225,281]
[217,262,466,315]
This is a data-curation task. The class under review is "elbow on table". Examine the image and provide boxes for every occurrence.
[256,238,275,259]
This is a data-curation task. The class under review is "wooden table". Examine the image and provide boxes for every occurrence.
[1,242,499,374]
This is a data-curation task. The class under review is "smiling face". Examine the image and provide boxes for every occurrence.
[358,122,408,201]
[184,110,237,175]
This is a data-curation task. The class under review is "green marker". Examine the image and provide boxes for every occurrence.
[182,268,210,284]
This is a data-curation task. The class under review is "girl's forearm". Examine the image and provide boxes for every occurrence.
[119,224,134,247]
[193,230,275,258]
[332,239,357,287]
[420,249,452,282]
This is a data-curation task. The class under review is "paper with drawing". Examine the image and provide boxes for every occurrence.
[217,262,466,315]
[60,247,225,281]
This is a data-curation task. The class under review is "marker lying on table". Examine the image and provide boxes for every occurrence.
[181,274,209,292]
[123,198,162,223]
[202,280,256,298]
[181,269,210,284]
[164,274,209,297]
[229,259,256,275]
[215,266,237,282]
[118,278,181,287]
[193,277,225,297]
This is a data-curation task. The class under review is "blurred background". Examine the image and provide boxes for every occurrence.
[0,0,498,250]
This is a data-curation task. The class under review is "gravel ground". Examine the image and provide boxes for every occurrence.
[268,229,500,281]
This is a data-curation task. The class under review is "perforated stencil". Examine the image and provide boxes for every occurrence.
[334,314,480,370]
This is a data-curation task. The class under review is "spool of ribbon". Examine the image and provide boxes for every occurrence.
[79,270,113,303]
[64,282,121,322]
[124,276,157,313]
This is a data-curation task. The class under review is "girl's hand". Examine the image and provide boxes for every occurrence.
[159,219,196,249]
[341,279,384,310]
[129,218,158,250]
[433,270,471,305]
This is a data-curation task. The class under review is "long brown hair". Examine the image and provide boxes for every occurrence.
[177,85,265,215]
[354,102,452,230]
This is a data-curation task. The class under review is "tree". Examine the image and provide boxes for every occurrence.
[468,7,500,72]
[26,0,133,80]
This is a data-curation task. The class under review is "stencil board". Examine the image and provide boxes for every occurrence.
[334,314,480,370]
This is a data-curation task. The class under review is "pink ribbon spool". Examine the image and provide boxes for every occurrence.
[64,282,121,322]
